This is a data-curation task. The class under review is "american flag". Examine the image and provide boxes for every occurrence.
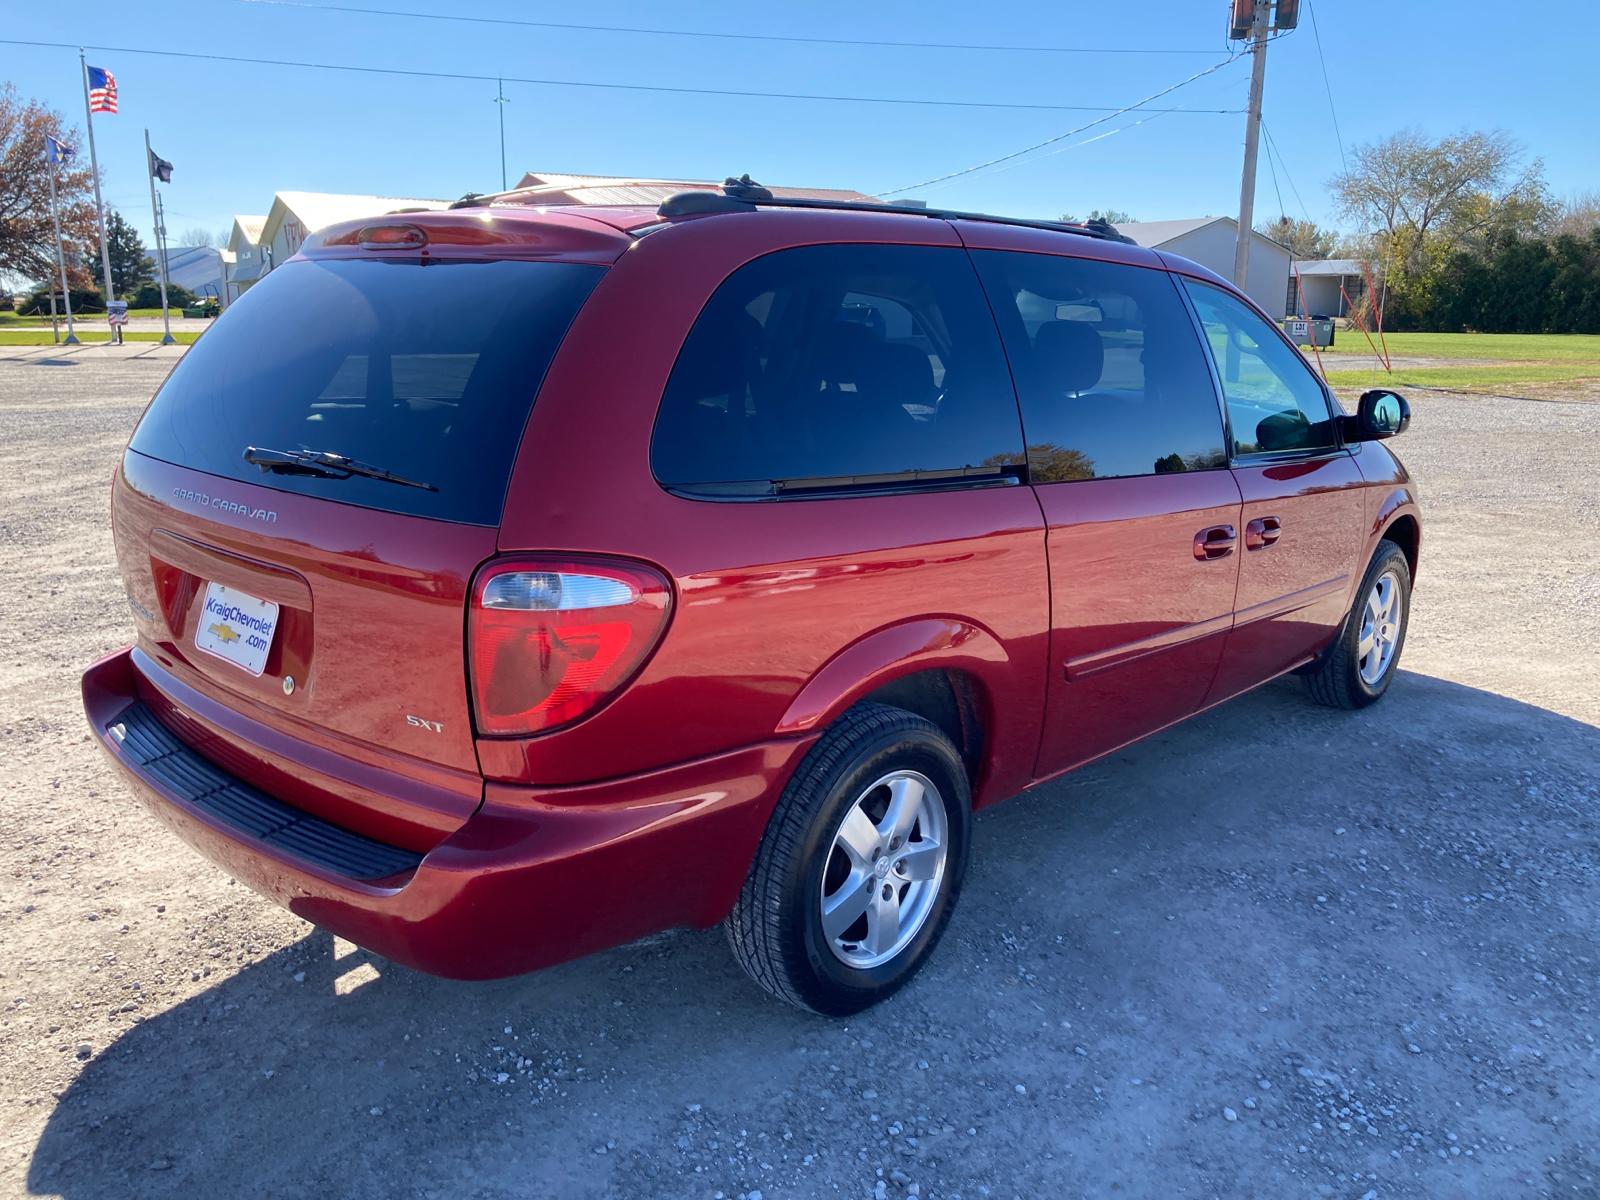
[88,66,118,114]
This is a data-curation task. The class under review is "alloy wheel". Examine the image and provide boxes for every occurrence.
[819,770,948,969]
[1357,569,1403,686]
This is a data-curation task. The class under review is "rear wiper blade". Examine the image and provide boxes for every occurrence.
[243,447,437,492]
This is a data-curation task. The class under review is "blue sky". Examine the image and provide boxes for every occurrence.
[7,0,1596,248]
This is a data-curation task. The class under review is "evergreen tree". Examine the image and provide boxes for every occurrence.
[106,210,154,297]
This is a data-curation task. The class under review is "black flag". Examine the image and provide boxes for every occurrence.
[148,148,173,183]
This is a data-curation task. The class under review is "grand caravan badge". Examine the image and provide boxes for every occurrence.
[193,582,279,677]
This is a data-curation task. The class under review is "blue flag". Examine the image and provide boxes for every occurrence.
[45,135,76,165]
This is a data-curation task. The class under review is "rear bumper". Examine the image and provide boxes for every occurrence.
[83,647,814,979]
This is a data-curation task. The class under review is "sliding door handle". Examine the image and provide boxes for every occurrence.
[1246,516,1282,549]
[1193,525,1237,561]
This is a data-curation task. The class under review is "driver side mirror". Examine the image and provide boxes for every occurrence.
[1342,389,1411,442]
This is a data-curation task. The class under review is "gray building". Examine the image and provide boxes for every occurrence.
[153,245,224,300]
[1285,259,1372,319]
[1113,217,1293,319]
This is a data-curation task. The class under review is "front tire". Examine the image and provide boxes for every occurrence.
[727,703,970,1015]
[1303,538,1412,709]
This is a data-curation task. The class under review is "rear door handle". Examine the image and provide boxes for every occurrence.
[1246,515,1282,550]
[1193,525,1237,561]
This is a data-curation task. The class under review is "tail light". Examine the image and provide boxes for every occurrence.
[468,557,672,737]
[357,223,428,248]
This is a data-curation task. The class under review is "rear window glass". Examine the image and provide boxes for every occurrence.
[129,257,604,526]
[971,250,1227,482]
[650,243,1026,499]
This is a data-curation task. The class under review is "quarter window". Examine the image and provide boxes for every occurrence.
[970,251,1227,482]
[650,244,1026,498]
[1182,280,1339,456]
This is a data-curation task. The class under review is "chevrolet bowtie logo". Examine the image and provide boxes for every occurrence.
[208,622,241,644]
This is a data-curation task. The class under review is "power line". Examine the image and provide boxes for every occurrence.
[920,115,1161,194]
[1305,0,1347,173]
[1260,120,1311,221]
[876,51,1246,197]
[2,38,1243,115]
[915,108,1179,197]
[1262,122,1288,220]
[236,0,1223,56]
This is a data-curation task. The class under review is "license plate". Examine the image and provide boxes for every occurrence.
[194,582,279,677]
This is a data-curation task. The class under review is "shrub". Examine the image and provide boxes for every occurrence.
[1430,229,1600,333]
[130,280,197,310]
[17,285,105,316]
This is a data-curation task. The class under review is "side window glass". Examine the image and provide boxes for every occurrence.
[650,244,1025,498]
[1182,280,1338,456]
[970,250,1227,482]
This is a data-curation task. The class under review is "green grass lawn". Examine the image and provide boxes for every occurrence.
[1314,331,1600,390]
[1329,331,1600,363]
[0,308,209,325]
[0,329,201,345]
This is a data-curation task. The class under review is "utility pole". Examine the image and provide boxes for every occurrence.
[495,79,509,192]
[1231,0,1271,293]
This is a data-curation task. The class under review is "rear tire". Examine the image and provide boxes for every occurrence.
[727,702,970,1015]
[1303,538,1411,710]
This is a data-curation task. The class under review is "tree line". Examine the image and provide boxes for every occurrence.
[1255,129,1599,333]
[0,85,222,314]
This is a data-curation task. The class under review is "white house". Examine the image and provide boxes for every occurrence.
[1113,217,1293,319]
[223,214,267,303]
[256,191,450,276]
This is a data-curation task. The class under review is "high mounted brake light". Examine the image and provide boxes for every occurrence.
[468,557,672,737]
[357,223,428,249]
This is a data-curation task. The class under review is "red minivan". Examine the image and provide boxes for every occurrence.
[83,182,1419,1014]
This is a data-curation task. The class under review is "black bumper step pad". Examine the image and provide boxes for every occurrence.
[106,702,424,882]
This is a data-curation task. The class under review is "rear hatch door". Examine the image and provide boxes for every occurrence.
[119,250,606,789]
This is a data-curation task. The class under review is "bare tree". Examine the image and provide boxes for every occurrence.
[1552,191,1600,238]
[1328,128,1555,325]
[1331,129,1555,251]
[0,85,99,289]
[178,227,223,248]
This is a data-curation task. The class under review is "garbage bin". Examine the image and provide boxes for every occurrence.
[1283,317,1335,348]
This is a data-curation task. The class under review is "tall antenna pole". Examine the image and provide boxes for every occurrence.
[495,79,509,192]
[79,50,118,342]
[1231,1,1270,292]
[145,128,175,345]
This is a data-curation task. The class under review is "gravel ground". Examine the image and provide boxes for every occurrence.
[2,343,1597,1199]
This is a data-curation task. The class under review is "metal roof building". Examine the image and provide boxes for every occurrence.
[1286,259,1372,319]
[1113,217,1293,319]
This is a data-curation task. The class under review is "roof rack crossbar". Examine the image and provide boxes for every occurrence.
[655,185,1137,244]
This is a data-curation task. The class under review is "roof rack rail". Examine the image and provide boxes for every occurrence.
[656,177,1137,245]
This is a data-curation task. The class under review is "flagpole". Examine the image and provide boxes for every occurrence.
[79,51,118,344]
[144,128,175,346]
[47,153,81,345]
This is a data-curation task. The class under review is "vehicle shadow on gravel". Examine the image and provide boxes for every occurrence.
[28,670,1600,1199]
